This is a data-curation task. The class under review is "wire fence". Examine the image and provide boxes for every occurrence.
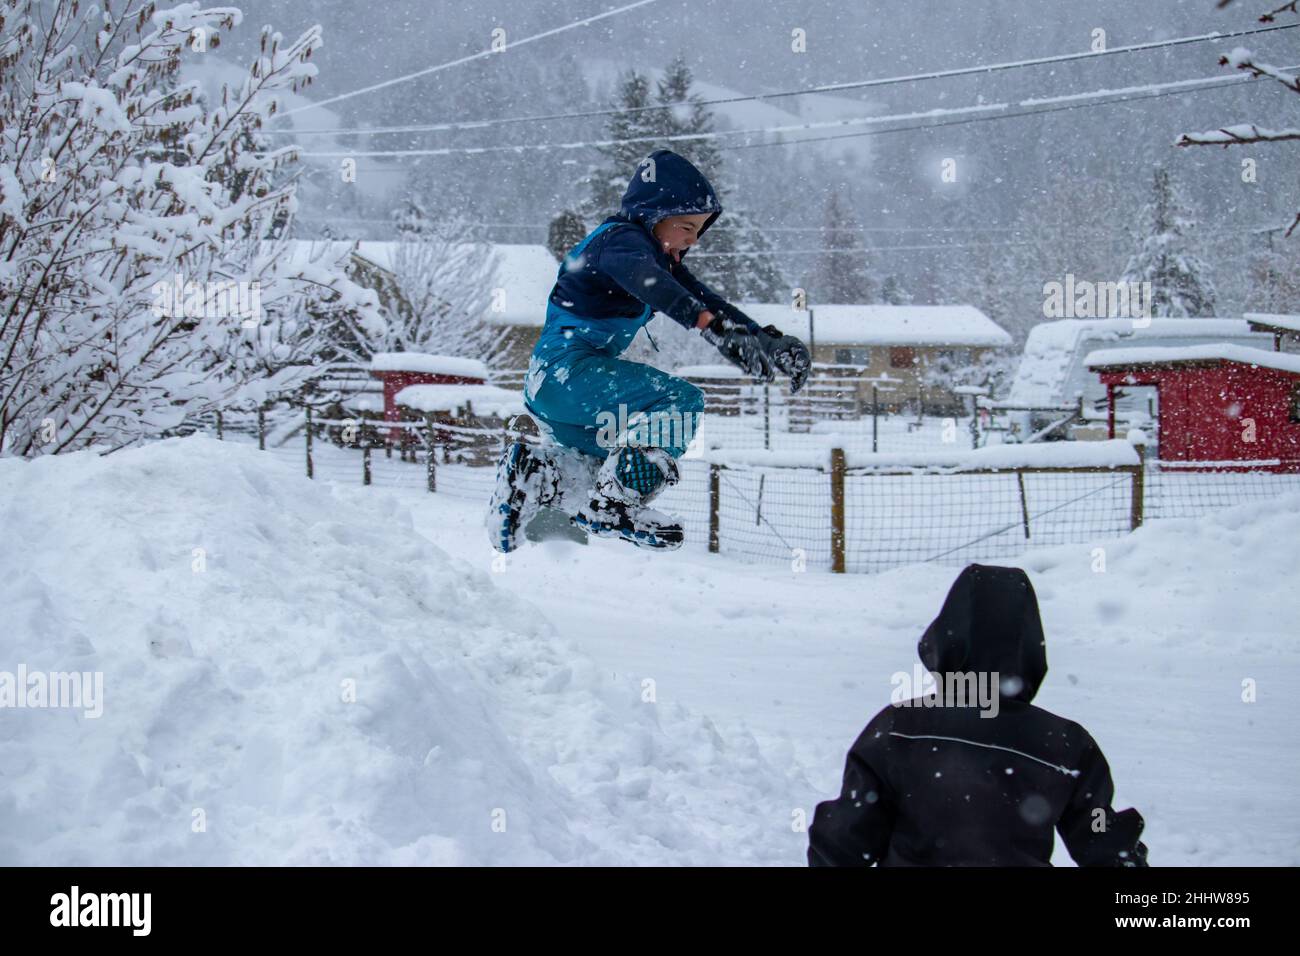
[186,403,1300,574]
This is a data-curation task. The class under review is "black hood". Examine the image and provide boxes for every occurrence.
[618,149,722,249]
[917,564,1048,704]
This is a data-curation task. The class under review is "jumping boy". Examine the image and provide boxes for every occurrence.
[808,564,1149,867]
[487,149,810,552]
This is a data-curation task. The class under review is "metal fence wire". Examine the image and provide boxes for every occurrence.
[190,406,1300,575]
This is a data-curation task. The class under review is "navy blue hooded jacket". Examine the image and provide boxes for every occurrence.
[540,150,762,358]
[808,565,1149,867]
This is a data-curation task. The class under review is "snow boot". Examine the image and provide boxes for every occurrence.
[486,440,562,553]
[572,446,684,551]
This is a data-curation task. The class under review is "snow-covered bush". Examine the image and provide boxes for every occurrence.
[0,0,385,456]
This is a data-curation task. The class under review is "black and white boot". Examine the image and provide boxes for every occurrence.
[486,440,561,553]
[572,446,684,551]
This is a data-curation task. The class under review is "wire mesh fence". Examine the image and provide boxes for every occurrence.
[1145,462,1300,519]
[192,406,1300,574]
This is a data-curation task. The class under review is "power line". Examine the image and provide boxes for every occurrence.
[265,21,1299,138]
[286,66,1284,159]
[272,0,661,119]
[716,64,1291,152]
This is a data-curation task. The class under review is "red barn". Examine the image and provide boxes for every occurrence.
[368,353,489,446]
[1086,344,1300,472]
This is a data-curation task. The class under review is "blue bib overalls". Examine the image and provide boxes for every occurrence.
[523,223,704,460]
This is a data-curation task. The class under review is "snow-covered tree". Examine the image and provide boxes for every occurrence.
[380,206,506,364]
[0,0,385,456]
[808,190,878,304]
[881,275,913,306]
[1119,166,1217,317]
[651,57,785,301]
[585,71,658,219]
[1244,230,1300,314]
[585,56,785,302]
[547,209,587,262]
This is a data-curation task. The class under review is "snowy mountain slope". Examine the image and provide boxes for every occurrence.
[0,437,808,865]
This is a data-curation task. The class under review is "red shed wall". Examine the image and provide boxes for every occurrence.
[1099,363,1300,469]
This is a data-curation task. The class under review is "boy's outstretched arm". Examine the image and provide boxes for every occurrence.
[807,741,895,866]
[596,227,718,331]
[671,261,764,332]
[1057,733,1149,867]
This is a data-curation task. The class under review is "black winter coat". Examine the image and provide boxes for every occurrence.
[808,564,1148,867]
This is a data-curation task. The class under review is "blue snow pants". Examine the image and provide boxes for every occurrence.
[523,308,705,461]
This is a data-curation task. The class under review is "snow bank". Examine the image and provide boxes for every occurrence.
[0,437,805,865]
[369,353,489,379]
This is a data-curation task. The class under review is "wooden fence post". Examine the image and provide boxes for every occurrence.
[1016,470,1031,539]
[426,421,437,493]
[763,384,771,451]
[708,463,721,554]
[257,405,266,450]
[304,405,314,479]
[363,443,372,486]
[215,409,223,441]
[830,447,846,573]
[1130,445,1145,530]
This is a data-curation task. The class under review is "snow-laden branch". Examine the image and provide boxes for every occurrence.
[1176,123,1300,145]
[1218,45,1300,91]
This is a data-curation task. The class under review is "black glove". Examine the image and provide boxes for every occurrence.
[756,324,811,394]
[700,313,775,383]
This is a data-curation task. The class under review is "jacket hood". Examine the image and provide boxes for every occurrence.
[917,564,1048,704]
[618,149,722,245]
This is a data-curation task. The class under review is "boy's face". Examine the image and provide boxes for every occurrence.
[652,213,711,262]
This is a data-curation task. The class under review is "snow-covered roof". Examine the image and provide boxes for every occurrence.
[1244,313,1300,335]
[395,384,525,417]
[1006,318,1272,408]
[369,353,488,379]
[736,304,1013,347]
[1085,343,1300,376]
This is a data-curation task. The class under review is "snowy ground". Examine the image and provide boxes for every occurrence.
[2,435,1296,865]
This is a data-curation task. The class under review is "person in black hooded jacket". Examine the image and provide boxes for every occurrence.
[808,564,1148,867]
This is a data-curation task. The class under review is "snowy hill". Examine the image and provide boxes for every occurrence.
[0,437,806,865]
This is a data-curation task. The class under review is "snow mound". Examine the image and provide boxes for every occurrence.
[0,437,806,865]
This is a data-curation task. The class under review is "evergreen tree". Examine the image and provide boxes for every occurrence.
[808,190,877,304]
[586,71,658,218]
[584,57,787,302]
[1119,166,1217,317]
[547,210,588,262]
[881,275,913,306]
